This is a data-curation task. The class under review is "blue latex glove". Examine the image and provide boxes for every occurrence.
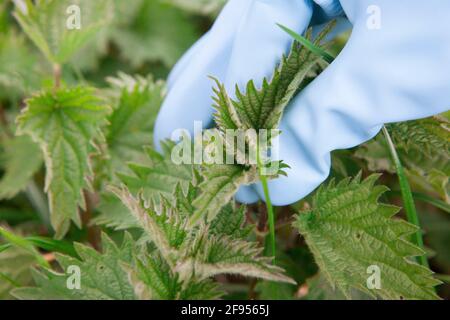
[154,0,450,205]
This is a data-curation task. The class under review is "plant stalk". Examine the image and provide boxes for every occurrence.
[382,126,428,267]
[256,142,276,260]
[53,63,61,89]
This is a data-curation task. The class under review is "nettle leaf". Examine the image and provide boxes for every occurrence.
[402,147,449,203]
[12,234,136,300]
[125,253,221,300]
[117,141,193,204]
[356,122,449,203]
[105,72,165,175]
[110,186,188,265]
[124,253,181,300]
[190,164,258,227]
[92,193,139,231]
[390,117,450,203]
[0,135,43,199]
[179,233,295,285]
[295,174,441,300]
[387,116,450,154]
[111,181,293,291]
[185,25,333,229]
[95,141,193,232]
[178,278,223,300]
[209,203,253,239]
[173,182,199,218]
[14,0,113,64]
[16,86,110,238]
[212,24,334,132]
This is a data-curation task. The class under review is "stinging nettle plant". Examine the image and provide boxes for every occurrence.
[0,0,448,300]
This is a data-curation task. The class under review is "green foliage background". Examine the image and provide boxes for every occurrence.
[0,0,449,300]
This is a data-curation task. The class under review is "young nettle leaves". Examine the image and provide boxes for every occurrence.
[212,22,335,133]
[208,23,335,257]
[110,186,187,266]
[110,172,294,292]
[1,0,446,300]
[16,86,110,238]
[190,164,258,227]
[14,0,113,64]
[295,174,441,300]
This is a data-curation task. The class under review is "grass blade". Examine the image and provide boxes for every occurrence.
[0,226,50,268]
[277,23,335,64]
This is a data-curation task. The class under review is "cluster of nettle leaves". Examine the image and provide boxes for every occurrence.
[0,0,449,300]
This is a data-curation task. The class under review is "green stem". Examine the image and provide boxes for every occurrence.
[256,142,276,260]
[382,126,428,267]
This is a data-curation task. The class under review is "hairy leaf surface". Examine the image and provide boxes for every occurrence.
[12,234,135,300]
[295,174,440,299]
[179,233,295,285]
[17,86,110,238]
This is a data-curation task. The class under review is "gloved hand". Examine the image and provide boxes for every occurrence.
[154,0,450,205]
